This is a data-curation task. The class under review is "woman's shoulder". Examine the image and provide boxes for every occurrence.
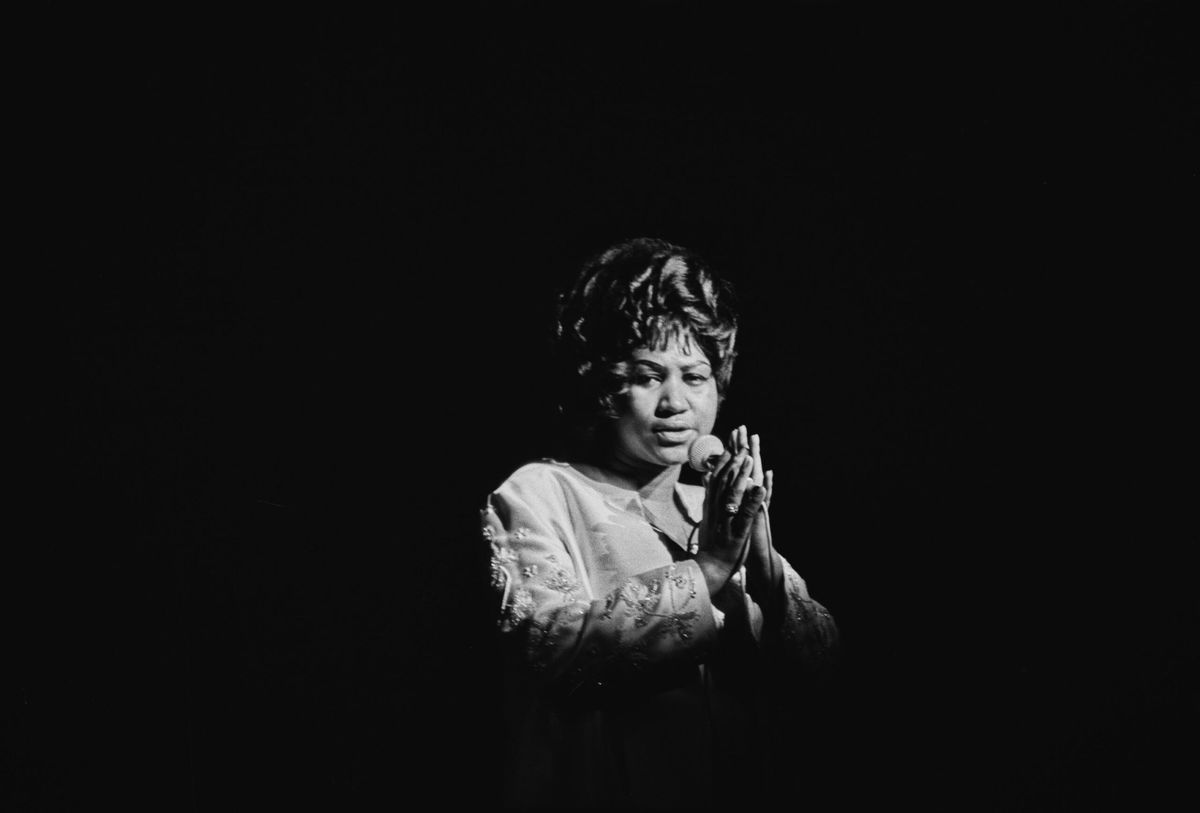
[493,458,582,497]
[488,459,605,523]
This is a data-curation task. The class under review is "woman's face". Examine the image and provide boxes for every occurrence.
[611,335,720,471]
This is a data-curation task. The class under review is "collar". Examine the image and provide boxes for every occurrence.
[560,462,702,553]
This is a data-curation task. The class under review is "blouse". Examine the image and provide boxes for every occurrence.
[482,459,837,807]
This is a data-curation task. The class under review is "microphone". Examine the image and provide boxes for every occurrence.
[688,434,726,473]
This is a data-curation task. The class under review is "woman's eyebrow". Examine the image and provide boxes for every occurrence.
[632,358,712,372]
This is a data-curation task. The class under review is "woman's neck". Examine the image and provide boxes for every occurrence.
[593,454,681,505]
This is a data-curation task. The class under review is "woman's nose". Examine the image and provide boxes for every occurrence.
[656,378,688,415]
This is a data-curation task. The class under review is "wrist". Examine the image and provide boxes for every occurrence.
[747,548,785,602]
[693,551,736,596]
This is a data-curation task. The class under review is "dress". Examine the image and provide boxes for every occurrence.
[482,460,838,807]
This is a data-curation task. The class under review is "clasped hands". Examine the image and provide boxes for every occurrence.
[694,425,782,600]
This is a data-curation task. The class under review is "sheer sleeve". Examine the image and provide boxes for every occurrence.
[483,479,719,702]
[765,558,839,671]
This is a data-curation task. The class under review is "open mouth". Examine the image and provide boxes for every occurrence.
[652,427,693,444]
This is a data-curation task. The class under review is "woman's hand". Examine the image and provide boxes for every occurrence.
[731,426,784,602]
[694,443,765,597]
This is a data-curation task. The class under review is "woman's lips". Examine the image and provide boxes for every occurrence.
[653,427,693,445]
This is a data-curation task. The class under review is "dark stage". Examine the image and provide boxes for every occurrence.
[22,4,1195,809]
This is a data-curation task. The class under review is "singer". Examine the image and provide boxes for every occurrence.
[482,237,837,807]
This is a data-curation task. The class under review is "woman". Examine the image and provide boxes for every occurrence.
[482,237,837,807]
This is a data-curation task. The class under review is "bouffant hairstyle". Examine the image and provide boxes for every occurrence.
[553,237,739,437]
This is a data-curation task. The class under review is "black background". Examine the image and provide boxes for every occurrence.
[20,2,1195,810]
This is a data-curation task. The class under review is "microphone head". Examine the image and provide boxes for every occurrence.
[688,434,726,473]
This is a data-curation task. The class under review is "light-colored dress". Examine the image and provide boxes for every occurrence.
[483,460,837,807]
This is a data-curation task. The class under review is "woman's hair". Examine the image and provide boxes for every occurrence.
[553,237,739,437]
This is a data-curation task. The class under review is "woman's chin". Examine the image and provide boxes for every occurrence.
[615,440,691,471]
[652,447,690,467]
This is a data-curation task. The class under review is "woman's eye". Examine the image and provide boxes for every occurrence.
[633,373,661,385]
[686,374,709,385]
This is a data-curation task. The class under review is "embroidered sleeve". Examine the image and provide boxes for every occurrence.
[483,485,718,701]
[769,558,839,669]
